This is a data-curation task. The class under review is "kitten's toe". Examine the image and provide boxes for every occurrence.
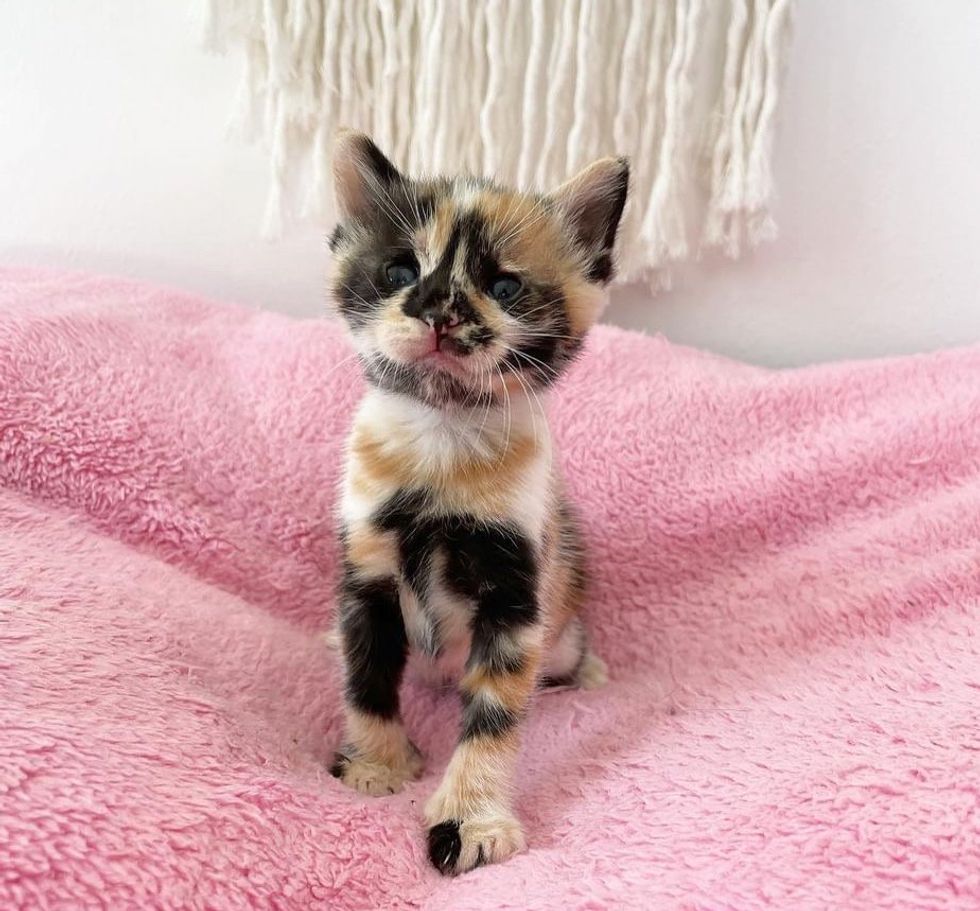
[426,815,526,875]
[330,744,423,796]
[577,651,608,689]
[427,819,463,874]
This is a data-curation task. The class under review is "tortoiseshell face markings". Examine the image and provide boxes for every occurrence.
[328,131,626,876]
[328,130,628,406]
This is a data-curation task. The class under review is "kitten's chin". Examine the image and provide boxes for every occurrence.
[366,346,490,408]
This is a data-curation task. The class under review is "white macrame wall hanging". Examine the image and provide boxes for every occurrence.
[201,0,794,286]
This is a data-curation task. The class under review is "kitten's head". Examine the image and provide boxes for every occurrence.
[329,130,628,408]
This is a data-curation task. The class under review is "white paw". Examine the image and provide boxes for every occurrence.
[331,746,423,796]
[577,651,608,689]
[427,813,526,875]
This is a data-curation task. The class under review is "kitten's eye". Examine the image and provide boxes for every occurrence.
[385,260,419,289]
[488,275,522,302]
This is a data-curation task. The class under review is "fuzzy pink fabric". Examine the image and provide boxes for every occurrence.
[2,268,979,910]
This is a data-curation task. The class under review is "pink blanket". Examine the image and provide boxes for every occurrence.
[2,268,979,910]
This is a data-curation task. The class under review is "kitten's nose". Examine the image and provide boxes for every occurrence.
[420,308,460,333]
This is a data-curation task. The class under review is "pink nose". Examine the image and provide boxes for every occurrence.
[424,313,460,332]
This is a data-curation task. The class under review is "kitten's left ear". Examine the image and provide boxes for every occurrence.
[332,129,403,223]
[550,157,630,283]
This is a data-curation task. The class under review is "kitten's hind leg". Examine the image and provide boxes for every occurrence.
[540,615,607,690]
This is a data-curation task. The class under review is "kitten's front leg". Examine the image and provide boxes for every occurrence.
[425,527,542,875]
[331,565,422,796]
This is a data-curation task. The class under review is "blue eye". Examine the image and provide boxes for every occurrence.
[385,260,419,289]
[489,275,522,301]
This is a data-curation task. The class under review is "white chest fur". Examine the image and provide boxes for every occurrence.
[341,389,554,540]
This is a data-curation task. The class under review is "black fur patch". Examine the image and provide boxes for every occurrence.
[373,489,435,598]
[331,179,437,327]
[334,257,385,328]
[375,493,539,632]
[328,224,348,252]
[428,820,463,874]
[502,334,559,381]
[338,571,408,719]
[500,285,583,387]
[459,211,500,289]
[442,522,538,629]
[467,325,495,347]
[460,692,520,741]
[540,673,575,689]
[472,638,527,677]
[586,252,613,284]
[373,487,431,530]
[372,492,539,664]
[360,136,402,187]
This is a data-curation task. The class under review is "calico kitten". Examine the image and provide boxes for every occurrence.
[328,131,628,875]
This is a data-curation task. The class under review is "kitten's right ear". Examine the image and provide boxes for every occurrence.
[332,129,403,222]
[550,157,629,284]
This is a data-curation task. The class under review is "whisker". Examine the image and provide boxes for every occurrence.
[514,330,582,343]
[372,181,417,237]
[494,363,513,466]
[336,282,378,311]
[501,345,561,380]
[495,204,551,247]
[507,360,541,443]
[317,350,361,385]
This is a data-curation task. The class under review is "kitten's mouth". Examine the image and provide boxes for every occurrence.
[421,349,459,365]
[398,331,473,375]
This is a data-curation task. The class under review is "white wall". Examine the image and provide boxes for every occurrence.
[2,2,979,367]
[606,1,980,366]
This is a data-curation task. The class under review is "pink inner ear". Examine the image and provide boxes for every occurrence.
[332,130,402,223]
[333,156,369,222]
[550,157,630,256]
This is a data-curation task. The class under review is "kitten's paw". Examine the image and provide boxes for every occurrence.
[426,814,526,875]
[577,651,608,690]
[330,744,423,796]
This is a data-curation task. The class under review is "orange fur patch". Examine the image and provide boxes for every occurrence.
[345,526,398,578]
[461,648,541,712]
[419,201,456,263]
[561,273,605,336]
[476,191,565,281]
[350,424,540,518]
[472,189,600,335]
[345,711,413,766]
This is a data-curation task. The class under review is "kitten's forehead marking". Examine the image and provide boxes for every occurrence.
[408,183,570,310]
[415,200,482,287]
[416,200,456,268]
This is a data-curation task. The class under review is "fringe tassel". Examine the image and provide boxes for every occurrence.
[703,0,794,258]
[201,0,794,284]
